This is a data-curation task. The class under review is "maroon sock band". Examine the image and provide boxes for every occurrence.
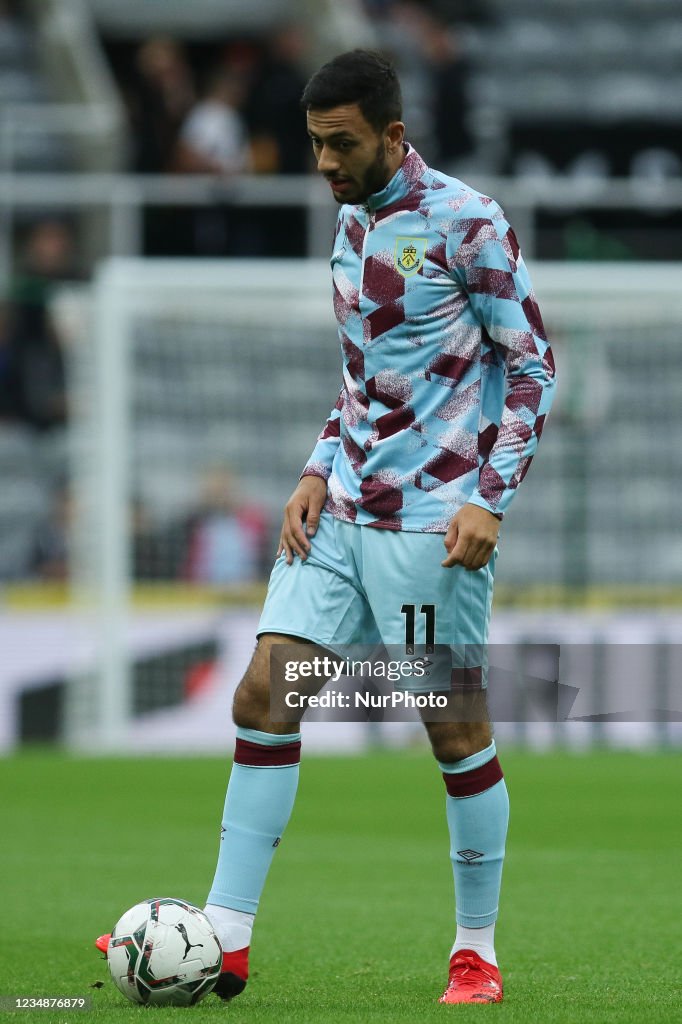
[234,737,301,768]
[442,755,503,798]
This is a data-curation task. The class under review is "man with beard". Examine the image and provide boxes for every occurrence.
[97,50,555,1006]
[202,48,555,1006]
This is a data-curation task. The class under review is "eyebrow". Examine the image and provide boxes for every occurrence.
[307,130,356,141]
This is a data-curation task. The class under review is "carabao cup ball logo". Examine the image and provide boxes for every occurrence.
[394,237,427,277]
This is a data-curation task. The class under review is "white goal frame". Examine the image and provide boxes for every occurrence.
[64,259,682,750]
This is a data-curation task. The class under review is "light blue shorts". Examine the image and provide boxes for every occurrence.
[258,512,496,654]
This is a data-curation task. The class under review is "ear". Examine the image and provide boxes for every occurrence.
[385,121,405,155]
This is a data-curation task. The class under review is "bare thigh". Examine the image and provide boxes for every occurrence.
[232,633,322,735]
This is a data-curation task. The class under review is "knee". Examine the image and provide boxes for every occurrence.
[231,634,309,735]
[426,722,492,764]
[232,646,301,735]
[232,673,270,731]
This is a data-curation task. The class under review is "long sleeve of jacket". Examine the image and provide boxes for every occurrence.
[447,197,556,517]
[301,388,344,481]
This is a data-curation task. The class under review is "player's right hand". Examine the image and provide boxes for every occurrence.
[278,475,328,564]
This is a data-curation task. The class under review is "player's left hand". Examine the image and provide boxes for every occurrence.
[442,503,500,571]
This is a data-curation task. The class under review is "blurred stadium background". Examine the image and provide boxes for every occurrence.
[1,0,681,754]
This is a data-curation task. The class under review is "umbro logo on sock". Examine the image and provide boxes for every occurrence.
[457,848,484,862]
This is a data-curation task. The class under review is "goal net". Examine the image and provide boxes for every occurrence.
[56,259,682,749]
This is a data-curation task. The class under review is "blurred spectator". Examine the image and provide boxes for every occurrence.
[130,37,195,172]
[172,68,252,254]
[183,468,268,586]
[131,495,188,581]
[246,23,311,175]
[4,220,76,431]
[32,489,183,585]
[375,2,473,168]
[417,11,474,169]
[174,69,251,175]
[235,24,312,257]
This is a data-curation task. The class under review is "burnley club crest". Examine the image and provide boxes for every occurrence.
[394,236,427,277]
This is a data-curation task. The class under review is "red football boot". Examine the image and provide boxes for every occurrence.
[95,934,110,955]
[439,948,503,1004]
[212,946,250,1000]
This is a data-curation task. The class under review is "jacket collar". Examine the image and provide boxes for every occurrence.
[364,143,427,212]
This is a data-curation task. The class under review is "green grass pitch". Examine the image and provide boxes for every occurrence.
[1,747,681,1023]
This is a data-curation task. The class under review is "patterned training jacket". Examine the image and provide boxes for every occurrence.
[302,144,556,533]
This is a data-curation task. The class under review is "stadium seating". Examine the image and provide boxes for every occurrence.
[466,4,680,125]
[0,7,72,171]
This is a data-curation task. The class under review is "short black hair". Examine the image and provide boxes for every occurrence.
[301,49,402,133]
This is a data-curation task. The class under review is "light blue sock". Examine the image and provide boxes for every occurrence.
[207,727,301,915]
[440,740,509,928]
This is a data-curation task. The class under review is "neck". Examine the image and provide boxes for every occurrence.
[385,142,406,182]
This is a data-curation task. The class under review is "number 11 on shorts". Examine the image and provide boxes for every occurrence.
[401,603,436,654]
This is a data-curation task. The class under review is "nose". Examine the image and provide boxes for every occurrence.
[317,144,340,176]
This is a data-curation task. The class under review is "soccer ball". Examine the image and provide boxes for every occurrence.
[106,897,222,1006]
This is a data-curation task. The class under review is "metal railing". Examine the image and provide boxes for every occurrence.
[2,171,682,294]
[0,104,122,171]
